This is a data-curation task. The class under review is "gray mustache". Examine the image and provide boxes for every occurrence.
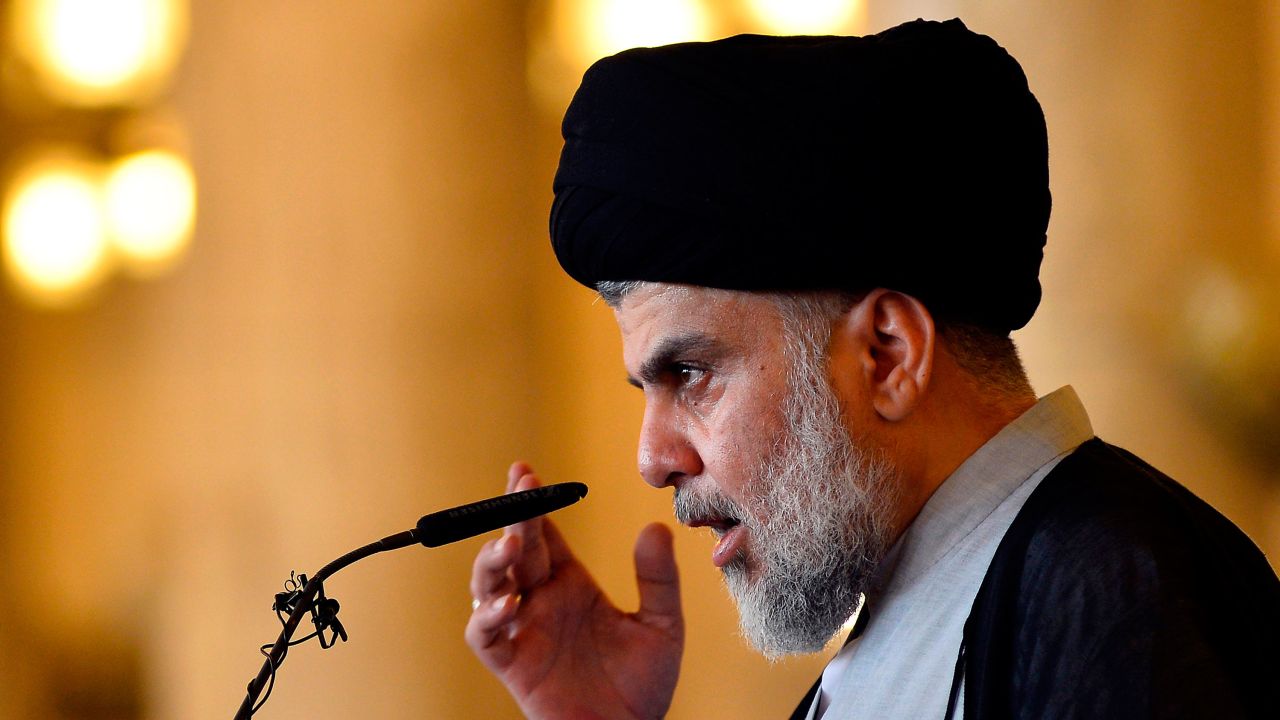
[672,485,747,526]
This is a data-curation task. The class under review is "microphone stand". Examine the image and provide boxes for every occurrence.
[232,481,587,717]
[234,529,419,719]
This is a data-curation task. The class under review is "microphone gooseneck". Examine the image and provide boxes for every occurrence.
[233,482,588,718]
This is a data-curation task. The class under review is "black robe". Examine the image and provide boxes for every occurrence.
[792,439,1280,719]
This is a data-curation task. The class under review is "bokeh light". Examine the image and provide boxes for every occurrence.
[744,0,862,35]
[1183,265,1255,371]
[3,158,109,304]
[12,0,189,106]
[104,149,196,273]
[1182,265,1270,409]
[531,0,715,117]
[573,0,712,66]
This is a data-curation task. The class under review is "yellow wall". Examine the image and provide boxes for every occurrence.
[0,1,1275,718]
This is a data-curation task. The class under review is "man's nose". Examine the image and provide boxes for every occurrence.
[637,402,703,488]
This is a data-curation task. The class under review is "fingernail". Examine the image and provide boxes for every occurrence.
[496,536,511,555]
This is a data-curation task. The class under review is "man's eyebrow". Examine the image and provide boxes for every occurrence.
[626,333,727,388]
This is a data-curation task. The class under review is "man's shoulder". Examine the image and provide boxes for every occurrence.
[962,438,1280,718]
[1010,438,1275,590]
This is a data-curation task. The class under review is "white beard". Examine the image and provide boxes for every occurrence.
[674,340,898,658]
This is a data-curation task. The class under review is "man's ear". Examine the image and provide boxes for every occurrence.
[835,289,936,422]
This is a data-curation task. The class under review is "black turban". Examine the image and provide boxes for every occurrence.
[550,18,1050,332]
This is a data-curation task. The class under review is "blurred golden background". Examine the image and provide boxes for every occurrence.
[0,0,1276,717]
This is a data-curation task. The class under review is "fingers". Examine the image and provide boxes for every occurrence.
[466,533,524,667]
[506,461,532,493]
[468,461,591,671]
[470,534,520,602]
[467,462,550,663]
[472,463,556,604]
[633,523,682,629]
[507,468,553,587]
[465,591,521,667]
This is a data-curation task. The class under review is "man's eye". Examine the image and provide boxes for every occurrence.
[674,364,704,385]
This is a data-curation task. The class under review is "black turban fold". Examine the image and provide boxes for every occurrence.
[550,18,1050,332]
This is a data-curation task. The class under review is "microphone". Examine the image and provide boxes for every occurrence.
[414,482,589,547]
[234,481,589,718]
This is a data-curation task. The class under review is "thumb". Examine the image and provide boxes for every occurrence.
[633,523,682,629]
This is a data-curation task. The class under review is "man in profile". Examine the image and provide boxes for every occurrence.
[464,18,1279,719]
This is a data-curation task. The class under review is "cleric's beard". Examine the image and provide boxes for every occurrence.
[675,346,898,658]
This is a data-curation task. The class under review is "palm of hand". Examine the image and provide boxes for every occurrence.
[467,466,684,720]
[502,558,683,720]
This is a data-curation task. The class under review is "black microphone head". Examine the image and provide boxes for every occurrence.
[415,481,589,547]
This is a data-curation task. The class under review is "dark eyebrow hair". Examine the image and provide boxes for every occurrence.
[627,332,727,389]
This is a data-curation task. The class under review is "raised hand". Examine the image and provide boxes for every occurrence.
[466,462,684,719]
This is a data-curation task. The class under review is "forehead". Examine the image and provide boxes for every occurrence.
[614,283,785,368]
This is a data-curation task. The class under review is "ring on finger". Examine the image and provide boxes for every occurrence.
[471,597,481,611]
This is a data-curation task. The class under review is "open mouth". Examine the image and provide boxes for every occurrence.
[687,515,741,538]
[673,488,750,567]
[686,515,748,567]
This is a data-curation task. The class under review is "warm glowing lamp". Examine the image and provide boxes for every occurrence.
[531,0,716,117]
[573,0,713,66]
[104,149,196,274]
[11,0,189,106]
[3,159,110,305]
[744,0,862,35]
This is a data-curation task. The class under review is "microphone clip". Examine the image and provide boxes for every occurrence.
[270,571,349,650]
